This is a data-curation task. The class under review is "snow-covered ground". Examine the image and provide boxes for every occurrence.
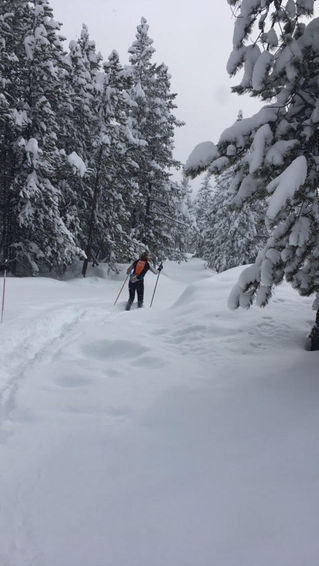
[0,258,318,566]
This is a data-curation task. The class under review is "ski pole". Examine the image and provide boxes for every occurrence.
[150,267,162,308]
[114,274,129,305]
[1,260,8,323]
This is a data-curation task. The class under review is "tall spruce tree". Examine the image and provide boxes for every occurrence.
[0,0,30,268]
[1,0,81,275]
[96,51,141,266]
[172,173,196,256]
[194,172,214,259]
[63,24,102,274]
[82,49,140,275]
[58,31,90,254]
[200,168,268,272]
[128,18,184,261]
[64,25,99,160]
[186,0,319,323]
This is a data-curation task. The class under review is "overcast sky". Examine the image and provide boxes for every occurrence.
[50,0,261,181]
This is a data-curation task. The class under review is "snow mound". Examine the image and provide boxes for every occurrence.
[170,264,313,355]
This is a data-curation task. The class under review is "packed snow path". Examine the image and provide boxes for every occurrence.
[0,259,318,566]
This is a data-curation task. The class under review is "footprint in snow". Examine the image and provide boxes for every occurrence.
[54,374,90,388]
[83,339,149,361]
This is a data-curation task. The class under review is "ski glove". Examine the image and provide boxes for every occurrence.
[158,263,163,272]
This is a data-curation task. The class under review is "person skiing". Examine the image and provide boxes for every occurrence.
[126,251,162,310]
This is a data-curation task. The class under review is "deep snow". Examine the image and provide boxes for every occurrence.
[0,259,318,566]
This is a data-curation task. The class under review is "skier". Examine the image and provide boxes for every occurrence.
[125,251,162,310]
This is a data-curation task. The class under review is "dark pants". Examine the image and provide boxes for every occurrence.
[128,279,144,307]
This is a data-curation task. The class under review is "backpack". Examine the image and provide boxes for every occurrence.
[134,260,147,276]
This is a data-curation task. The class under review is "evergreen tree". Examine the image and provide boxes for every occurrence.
[186,0,319,322]
[128,18,184,261]
[64,24,100,159]
[63,24,102,273]
[194,172,214,258]
[172,173,196,256]
[82,49,140,275]
[1,0,80,275]
[0,0,30,268]
[201,169,267,272]
[98,51,141,265]
[192,110,267,271]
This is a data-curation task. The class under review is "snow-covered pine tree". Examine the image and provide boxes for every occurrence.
[1,0,81,275]
[193,172,214,259]
[128,18,184,262]
[202,168,268,272]
[82,49,140,275]
[0,0,30,268]
[61,24,102,268]
[172,173,196,256]
[192,109,267,270]
[65,25,100,155]
[186,0,319,323]
[63,25,99,162]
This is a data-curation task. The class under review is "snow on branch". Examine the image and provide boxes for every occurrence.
[265,140,299,166]
[248,123,273,173]
[24,35,35,60]
[233,174,261,206]
[252,51,274,92]
[289,216,311,247]
[185,141,219,178]
[208,156,230,173]
[240,45,261,89]
[219,106,278,145]
[25,138,40,166]
[67,152,87,177]
[232,0,261,48]
[11,109,29,128]
[266,156,307,220]
[228,263,260,310]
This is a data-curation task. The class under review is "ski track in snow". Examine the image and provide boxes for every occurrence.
[0,305,88,428]
[0,275,186,438]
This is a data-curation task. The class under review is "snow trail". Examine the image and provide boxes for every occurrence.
[0,259,318,566]
[0,306,87,424]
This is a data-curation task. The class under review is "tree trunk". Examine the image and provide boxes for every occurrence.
[82,146,103,277]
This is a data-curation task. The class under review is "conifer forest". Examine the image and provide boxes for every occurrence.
[0,0,318,320]
[0,1,190,277]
